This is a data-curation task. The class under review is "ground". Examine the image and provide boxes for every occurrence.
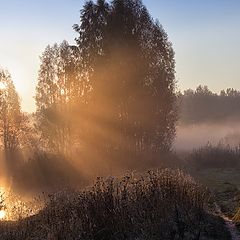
[194,168,240,217]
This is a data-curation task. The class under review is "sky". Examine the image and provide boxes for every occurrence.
[0,0,240,112]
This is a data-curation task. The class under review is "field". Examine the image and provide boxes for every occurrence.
[194,168,240,217]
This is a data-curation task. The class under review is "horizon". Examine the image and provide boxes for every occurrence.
[0,0,240,112]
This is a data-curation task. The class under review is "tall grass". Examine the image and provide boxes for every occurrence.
[0,168,231,240]
[189,143,240,169]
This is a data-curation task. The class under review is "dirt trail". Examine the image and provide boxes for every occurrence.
[224,216,240,240]
[214,203,240,240]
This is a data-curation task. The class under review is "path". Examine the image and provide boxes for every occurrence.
[214,203,240,240]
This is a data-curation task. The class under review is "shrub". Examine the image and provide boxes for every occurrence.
[0,169,231,240]
[189,143,240,169]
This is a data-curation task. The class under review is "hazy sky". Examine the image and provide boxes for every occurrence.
[0,0,240,112]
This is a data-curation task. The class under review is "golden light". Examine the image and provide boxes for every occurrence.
[0,186,7,220]
[0,209,6,220]
[0,184,44,221]
[0,82,6,90]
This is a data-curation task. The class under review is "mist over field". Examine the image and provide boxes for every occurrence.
[175,86,240,151]
[175,121,240,151]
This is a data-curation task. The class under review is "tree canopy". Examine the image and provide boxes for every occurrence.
[0,68,30,177]
[35,0,177,170]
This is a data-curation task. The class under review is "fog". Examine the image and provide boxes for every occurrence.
[174,121,240,151]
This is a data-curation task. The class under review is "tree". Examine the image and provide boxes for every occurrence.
[73,0,177,165]
[35,41,84,155]
[35,0,177,170]
[0,68,25,174]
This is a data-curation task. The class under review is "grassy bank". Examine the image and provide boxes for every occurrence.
[0,169,231,240]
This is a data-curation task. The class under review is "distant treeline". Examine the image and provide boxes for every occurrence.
[179,85,240,124]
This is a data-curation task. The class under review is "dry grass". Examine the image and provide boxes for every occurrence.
[0,169,231,240]
[189,143,240,169]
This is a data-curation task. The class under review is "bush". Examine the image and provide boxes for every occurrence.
[189,143,240,170]
[0,169,231,240]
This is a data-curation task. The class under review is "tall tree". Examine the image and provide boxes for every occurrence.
[35,41,83,154]
[0,68,24,171]
[74,0,177,165]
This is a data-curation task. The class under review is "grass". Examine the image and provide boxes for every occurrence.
[0,168,231,240]
[194,168,240,191]
[188,143,240,170]
[185,143,240,217]
[192,168,240,218]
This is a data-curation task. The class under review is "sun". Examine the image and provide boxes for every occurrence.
[0,82,6,90]
[0,209,6,220]
[0,186,7,220]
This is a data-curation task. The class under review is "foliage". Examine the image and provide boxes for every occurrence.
[179,85,240,124]
[74,0,177,158]
[0,68,21,154]
[35,0,177,168]
[0,169,231,240]
[0,68,32,177]
[35,41,81,155]
[0,188,42,221]
[189,143,240,169]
